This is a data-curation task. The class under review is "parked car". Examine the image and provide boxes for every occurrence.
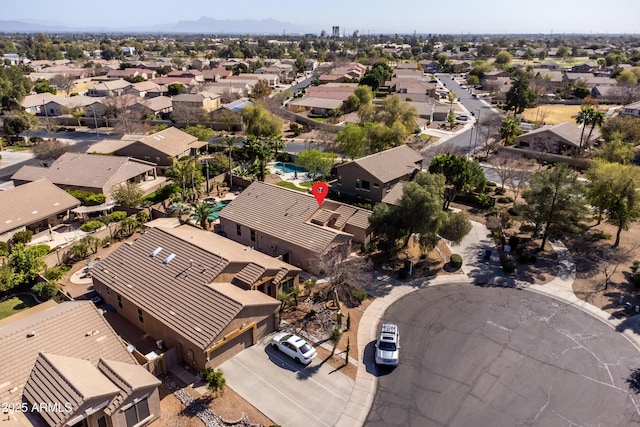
[456,114,469,121]
[271,332,317,365]
[375,323,400,366]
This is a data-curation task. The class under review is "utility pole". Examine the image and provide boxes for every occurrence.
[467,125,474,159]
[473,108,481,153]
[205,160,210,195]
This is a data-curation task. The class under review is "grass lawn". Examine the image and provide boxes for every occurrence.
[0,294,38,320]
[312,117,328,122]
[276,181,307,192]
[298,181,314,187]
[522,105,582,125]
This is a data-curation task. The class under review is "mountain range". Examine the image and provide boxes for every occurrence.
[0,16,308,35]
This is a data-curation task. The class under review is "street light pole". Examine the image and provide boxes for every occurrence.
[92,107,99,141]
[473,108,481,153]
[467,124,474,159]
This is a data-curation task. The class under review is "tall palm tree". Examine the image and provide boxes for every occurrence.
[192,201,214,230]
[221,135,236,189]
[575,106,594,152]
[585,110,605,148]
[254,142,273,182]
[267,135,286,160]
[499,117,520,145]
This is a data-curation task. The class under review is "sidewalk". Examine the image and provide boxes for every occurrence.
[336,221,640,426]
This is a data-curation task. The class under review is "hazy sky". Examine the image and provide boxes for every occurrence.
[4,0,640,34]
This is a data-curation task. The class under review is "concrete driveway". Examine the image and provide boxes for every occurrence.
[220,335,354,427]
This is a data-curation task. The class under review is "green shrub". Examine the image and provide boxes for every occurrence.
[32,281,62,300]
[80,220,104,233]
[486,181,497,187]
[11,229,33,244]
[494,187,506,195]
[67,190,106,206]
[353,287,367,302]
[497,196,514,204]
[43,265,70,281]
[595,231,612,240]
[502,257,516,274]
[330,326,343,343]
[450,254,463,269]
[202,368,226,394]
[30,244,51,257]
[0,241,8,256]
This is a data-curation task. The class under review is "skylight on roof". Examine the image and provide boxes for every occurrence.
[150,247,163,257]
[163,253,176,264]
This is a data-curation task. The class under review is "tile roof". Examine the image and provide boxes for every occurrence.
[133,126,201,157]
[336,145,423,183]
[11,153,156,198]
[98,358,161,415]
[219,182,370,254]
[517,122,601,147]
[288,97,344,110]
[0,179,80,235]
[90,227,280,350]
[0,301,136,404]
[234,263,267,287]
[381,181,406,206]
[24,353,121,426]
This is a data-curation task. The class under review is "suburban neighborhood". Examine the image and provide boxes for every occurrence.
[2,9,640,427]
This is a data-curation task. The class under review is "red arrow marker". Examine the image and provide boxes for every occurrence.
[311,182,328,206]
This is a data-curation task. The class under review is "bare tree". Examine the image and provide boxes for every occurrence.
[314,250,373,308]
[50,74,76,96]
[504,156,534,200]
[476,113,502,157]
[32,139,73,163]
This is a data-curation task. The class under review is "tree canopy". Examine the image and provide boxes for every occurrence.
[241,104,283,138]
[585,161,640,247]
[504,71,537,114]
[294,149,336,179]
[428,153,487,209]
[523,163,586,250]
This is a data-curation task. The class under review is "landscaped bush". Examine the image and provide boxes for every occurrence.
[80,220,104,233]
[494,187,506,195]
[11,229,33,244]
[353,287,367,302]
[67,190,106,206]
[486,181,497,187]
[0,241,8,256]
[30,244,51,257]
[202,368,226,395]
[501,257,517,273]
[450,254,463,269]
[32,281,62,300]
[508,203,526,217]
[43,265,70,281]
[631,261,640,287]
[497,196,514,204]
[595,231,612,240]
[99,211,127,225]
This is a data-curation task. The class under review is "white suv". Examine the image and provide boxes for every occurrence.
[375,323,400,366]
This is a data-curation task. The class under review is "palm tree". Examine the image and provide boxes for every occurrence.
[254,142,273,182]
[447,91,457,110]
[585,110,605,148]
[167,157,204,203]
[267,135,286,160]
[221,135,236,189]
[192,201,214,230]
[576,106,594,151]
[167,201,191,223]
[499,117,520,145]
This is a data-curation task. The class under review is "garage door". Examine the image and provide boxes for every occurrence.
[208,327,254,367]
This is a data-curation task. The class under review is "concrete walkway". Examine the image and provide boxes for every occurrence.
[336,221,640,427]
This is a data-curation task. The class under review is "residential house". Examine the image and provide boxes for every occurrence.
[125,80,167,98]
[620,101,640,118]
[90,225,294,368]
[218,181,371,274]
[209,99,250,132]
[515,122,601,156]
[203,67,233,81]
[591,85,625,103]
[332,145,424,204]
[106,68,153,80]
[571,62,598,73]
[131,95,173,119]
[150,76,198,87]
[0,301,161,427]
[167,69,204,82]
[229,73,279,87]
[42,95,98,116]
[564,73,617,88]
[172,92,221,114]
[538,60,560,70]
[2,53,21,65]
[88,79,132,97]
[288,97,343,117]
[114,126,206,173]
[305,83,358,100]
[21,92,59,114]
[202,81,253,98]
[0,179,80,242]
[11,152,157,201]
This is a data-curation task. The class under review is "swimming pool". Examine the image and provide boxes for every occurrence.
[274,162,307,174]
[195,199,232,222]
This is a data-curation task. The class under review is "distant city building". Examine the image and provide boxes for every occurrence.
[332,26,340,37]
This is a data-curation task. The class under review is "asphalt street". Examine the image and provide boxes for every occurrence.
[364,284,640,427]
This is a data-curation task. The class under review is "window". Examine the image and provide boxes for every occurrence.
[96,416,107,427]
[117,294,122,309]
[355,179,361,189]
[362,180,370,191]
[138,308,144,324]
[281,278,294,293]
[123,398,150,427]
[236,224,242,236]
[106,286,110,295]
[250,229,256,242]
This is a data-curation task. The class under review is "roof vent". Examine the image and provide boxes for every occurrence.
[150,247,163,257]
[26,331,36,338]
[163,253,176,264]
